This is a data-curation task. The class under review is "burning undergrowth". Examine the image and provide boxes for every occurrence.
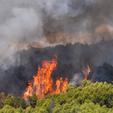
[0,0,113,107]
[0,40,113,96]
[23,59,68,100]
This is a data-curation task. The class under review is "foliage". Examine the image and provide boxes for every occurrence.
[28,95,37,108]
[3,96,26,108]
[0,81,112,113]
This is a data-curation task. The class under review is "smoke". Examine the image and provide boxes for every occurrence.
[0,0,113,95]
[0,7,43,68]
[70,73,83,85]
[0,0,113,67]
[1,41,113,95]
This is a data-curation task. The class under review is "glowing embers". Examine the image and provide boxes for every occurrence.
[23,59,68,100]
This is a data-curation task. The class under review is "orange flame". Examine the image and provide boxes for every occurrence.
[82,65,91,80]
[23,59,68,100]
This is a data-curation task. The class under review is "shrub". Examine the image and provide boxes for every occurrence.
[0,80,113,113]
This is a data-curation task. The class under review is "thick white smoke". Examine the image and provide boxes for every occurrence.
[0,7,43,68]
[0,0,113,68]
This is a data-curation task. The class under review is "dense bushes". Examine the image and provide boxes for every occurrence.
[0,80,112,113]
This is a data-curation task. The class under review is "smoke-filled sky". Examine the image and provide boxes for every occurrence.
[0,0,113,94]
[0,0,113,67]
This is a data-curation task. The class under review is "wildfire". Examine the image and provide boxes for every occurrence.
[82,65,91,80]
[23,59,68,100]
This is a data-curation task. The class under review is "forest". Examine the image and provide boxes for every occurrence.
[0,80,112,113]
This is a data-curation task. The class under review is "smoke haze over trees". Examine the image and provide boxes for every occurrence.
[0,0,113,95]
[0,0,113,67]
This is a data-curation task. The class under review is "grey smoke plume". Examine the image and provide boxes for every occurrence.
[0,0,113,67]
[0,7,43,68]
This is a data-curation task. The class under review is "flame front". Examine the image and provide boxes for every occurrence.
[23,59,68,100]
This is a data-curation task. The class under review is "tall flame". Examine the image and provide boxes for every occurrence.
[23,59,68,100]
[82,65,91,80]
